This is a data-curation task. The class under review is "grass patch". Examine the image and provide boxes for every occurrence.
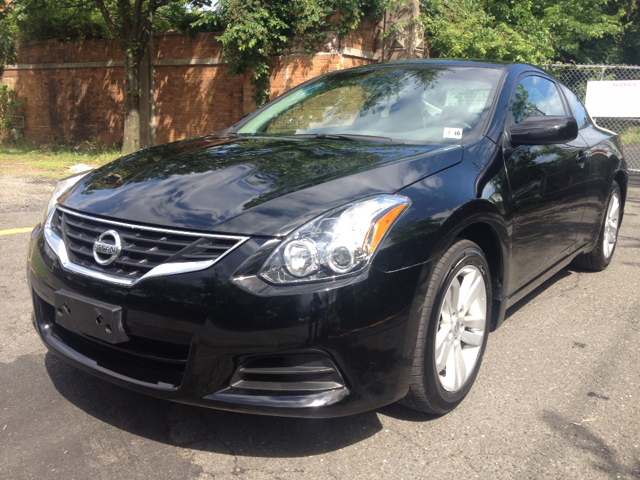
[0,139,121,178]
[620,125,640,145]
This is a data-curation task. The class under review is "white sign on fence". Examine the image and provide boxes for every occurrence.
[585,80,640,118]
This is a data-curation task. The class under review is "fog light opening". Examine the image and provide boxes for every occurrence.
[229,353,346,393]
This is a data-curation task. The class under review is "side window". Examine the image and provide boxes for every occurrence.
[508,76,566,124]
[560,84,589,129]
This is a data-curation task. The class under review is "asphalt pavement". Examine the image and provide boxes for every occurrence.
[1,175,639,480]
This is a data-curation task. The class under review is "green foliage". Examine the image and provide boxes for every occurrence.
[193,0,388,106]
[421,0,634,64]
[0,83,25,143]
[12,0,112,42]
[6,0,213,43]
[620,125,640,145]
[155,1,224,34]
[619,2,640,64]
[0,0,18,65]
[490,0,627,64]
[420,0,552,62]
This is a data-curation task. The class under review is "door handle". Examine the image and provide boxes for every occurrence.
[576,151,588,164]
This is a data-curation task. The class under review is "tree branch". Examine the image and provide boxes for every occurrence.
[94,0,121,40]
[139,0,158,46]
[118,0,133,41]
[55,2,93,9]
[132,0,144,39]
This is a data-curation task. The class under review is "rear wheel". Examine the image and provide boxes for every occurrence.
[400,239,491,414]
[573,181,621,272]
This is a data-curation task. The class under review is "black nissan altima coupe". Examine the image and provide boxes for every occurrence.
[28,60,628,417]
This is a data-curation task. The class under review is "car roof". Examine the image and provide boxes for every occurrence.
[342,60,553,83]
[359,59,553,77]
[378,59,512,68]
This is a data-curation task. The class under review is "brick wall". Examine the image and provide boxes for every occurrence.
[154,33,223,60]
[1,63,125,145]
[17,38,122,64]
[154,64,244,144]
[1,27,377,147]
[269,54,373,98]
[341,18,378,51]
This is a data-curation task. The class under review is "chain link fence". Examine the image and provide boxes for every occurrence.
[539,64,640,173]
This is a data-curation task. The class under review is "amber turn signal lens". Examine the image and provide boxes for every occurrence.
[368,204,408,253]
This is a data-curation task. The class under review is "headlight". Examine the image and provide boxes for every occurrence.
[259,195,410,284]
[42,171,91,224]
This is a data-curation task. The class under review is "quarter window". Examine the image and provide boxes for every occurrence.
[509,76,565,124]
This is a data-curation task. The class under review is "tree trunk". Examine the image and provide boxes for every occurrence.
[139,37,155,150]
[123,50,141,154]
[93,0,156,155]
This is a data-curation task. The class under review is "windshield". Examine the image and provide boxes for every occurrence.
[238,66,504,144]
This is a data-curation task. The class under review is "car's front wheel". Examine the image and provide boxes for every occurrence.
[401,239,491,414]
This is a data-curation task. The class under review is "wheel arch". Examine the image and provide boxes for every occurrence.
[392,200,511,399]
[457,222,504,295]
[614,168,628,220]
[421,201,511,331]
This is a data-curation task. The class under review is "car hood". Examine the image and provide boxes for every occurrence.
[61,135,463,236]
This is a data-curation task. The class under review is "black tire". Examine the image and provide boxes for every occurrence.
[572,181,621,272]
[400,239,491,414]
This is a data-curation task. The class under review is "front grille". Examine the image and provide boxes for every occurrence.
[51,207,246,281]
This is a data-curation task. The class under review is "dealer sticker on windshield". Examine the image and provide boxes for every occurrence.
[443,127,463,139]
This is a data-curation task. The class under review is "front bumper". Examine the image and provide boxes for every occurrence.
[28,223,424,418]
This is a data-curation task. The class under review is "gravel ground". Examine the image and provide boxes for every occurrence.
[0,176,56,215]
[1,175,639,480]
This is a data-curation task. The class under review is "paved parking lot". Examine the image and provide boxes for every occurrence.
[1,175,639,480]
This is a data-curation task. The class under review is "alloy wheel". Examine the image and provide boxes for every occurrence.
[435,265,487,392]
[603,191,620,259]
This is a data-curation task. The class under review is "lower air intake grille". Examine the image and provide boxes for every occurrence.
[229,353,345,392]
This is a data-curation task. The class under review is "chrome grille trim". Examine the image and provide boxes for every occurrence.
[44,206,250,286]
[56,205,246,240]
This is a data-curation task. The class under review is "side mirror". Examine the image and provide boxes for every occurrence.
[508,116,578,146]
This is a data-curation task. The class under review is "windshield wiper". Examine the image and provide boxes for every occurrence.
[318,133,394,143]
[282,133,393,143]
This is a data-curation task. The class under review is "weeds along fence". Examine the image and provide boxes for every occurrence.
[540,64,640,173]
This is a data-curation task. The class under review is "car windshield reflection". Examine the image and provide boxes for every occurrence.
[238,66,504,145]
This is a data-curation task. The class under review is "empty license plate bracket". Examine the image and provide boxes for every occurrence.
[54,289,128,344]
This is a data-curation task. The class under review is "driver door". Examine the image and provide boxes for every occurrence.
[504,75,591,292]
